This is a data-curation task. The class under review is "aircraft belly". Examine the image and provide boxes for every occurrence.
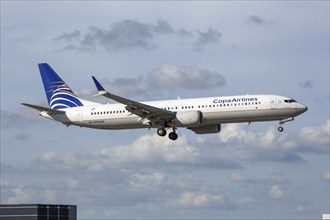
[79,116,147,130]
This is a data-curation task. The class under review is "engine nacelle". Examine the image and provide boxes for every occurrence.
[189,124,221,134]
[174,111,203,127]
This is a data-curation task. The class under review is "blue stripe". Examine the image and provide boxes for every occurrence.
[50,93,83,107]
[51,99,81,109]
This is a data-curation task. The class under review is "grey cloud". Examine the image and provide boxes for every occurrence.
[177,28,194,38]
[248,15,266,24]
[298,80,313,89]
[1,109,41,129]
[194,28,221,50]
[247,15,276,26]
[98,77,146,98]
[54,29,81,42]
[12,133,241,174]
[54,20,222,52]
[148,64,226,90]
[55,19,174,52]
[77,64,226,101]
[229,172,289,184]
[297,120,330,153]
[152,20,174,34]
[216,123,324,163]
[2,121,329,218]
[14,133,30,141]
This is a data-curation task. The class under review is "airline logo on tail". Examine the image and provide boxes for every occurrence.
[49,82,83,109]
[38,63,83,110]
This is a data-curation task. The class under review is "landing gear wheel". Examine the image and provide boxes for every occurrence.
[157,128,167,137]
[168,132,178,141]
[278,126,284,132]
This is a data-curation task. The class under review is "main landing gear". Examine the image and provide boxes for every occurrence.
[157,128,178,140]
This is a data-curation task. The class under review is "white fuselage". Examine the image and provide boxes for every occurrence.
[44,94,307,130]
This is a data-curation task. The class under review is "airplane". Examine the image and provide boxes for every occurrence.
[22,63,308,140]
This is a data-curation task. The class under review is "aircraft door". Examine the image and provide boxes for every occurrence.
[270,97,276,109]
[78,110,83,122]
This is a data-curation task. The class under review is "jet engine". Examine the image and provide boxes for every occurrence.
[174,111,203,127]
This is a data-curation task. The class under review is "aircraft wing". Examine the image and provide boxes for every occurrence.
[22,103,64,114]
[92,77,175,125]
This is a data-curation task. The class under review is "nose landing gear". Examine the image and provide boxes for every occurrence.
[277,117,294,133]
[277,126,284,132]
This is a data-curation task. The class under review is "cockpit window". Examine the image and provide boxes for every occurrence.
[284,99,297,103]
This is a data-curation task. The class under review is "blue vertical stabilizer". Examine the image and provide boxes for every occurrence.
[38,63,83,109]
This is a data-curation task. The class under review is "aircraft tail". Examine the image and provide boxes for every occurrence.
[38,63,93,110]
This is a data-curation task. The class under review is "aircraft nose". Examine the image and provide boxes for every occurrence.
[303,105,308,112]
[299,104,308,113]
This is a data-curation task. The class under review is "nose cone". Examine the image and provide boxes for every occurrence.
[298,104,308,114]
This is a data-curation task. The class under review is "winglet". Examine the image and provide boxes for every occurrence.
[92,76,107,95]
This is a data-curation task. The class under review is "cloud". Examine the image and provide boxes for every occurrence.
[176,191,224,207]
[246,15,275,26]
[269,185,284,199]
[55,19,174,52]
[1,181,59,204]
[218,124,305,163]
[323,172,330,181]
[77,64,226,100]
[229,172,289,185]
[298,80,313,89]
[54,19,222,52]
[54,29,81,42]
[0,108,42,129]
[128,172,165,192]
[2,120,329,217]
[194,28,221,50]
[96,76,146,98]
[248,15,266,24]
[177,28,194,38]
[217,120,330,162]
[14,133,30,141]
[148,64,226,90]
[298,120,330,152]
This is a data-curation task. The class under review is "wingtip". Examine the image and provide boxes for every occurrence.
[92,76,106,92]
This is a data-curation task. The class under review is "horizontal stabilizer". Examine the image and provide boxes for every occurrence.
[22,103,65,114]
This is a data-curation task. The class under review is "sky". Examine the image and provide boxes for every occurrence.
[1,1,329,219]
